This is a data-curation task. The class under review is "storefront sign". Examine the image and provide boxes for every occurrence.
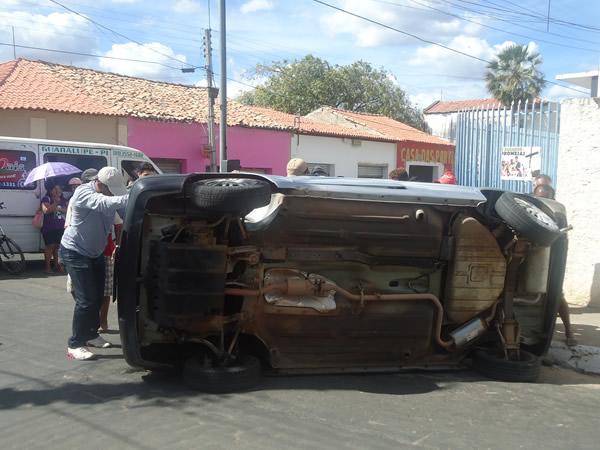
[501,146,541,180]
[399,147,454,165]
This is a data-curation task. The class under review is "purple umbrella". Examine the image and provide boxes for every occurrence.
[24,162,81,186]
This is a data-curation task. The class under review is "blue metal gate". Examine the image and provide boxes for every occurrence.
[455,100,560,193]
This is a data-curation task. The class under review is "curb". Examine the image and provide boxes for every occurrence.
[548,341,600,375]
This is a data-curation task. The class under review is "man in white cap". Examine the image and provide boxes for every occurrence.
[59,167,129,360]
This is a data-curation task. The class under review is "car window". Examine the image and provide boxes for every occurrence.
[42,153,108,190]
[0,149,37,190]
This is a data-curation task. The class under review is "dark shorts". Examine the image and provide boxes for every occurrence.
[43,229,64,246]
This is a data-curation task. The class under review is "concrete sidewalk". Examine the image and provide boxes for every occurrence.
[549,306,600,375]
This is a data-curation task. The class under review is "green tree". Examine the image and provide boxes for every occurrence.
[485,44,546,106]
[238,55,428,130]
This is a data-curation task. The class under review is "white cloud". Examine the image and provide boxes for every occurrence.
[99,42,187,82]
[0,11,97,64]
[173,0,201,14]
[320,0,481,48]
[409,35,495,77]
[111,0,140,4]
[241,0,274,14]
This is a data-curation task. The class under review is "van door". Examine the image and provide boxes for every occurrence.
[0,145,41,252]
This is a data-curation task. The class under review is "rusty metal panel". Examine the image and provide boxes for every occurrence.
[250,300,435,369]
[445,216,506,323]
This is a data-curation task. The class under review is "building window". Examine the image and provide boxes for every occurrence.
[357,163,388,179]
[307,163,334,176]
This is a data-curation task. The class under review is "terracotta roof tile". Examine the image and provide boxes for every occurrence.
[307,107,453,147]
[232,106,392,141]
[0,59,451,146]
[424,98,503,114]
[0,59,117,115]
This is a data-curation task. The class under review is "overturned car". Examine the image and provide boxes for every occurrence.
[116,174,568,391]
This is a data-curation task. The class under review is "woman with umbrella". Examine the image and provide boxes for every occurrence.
[24,161,81,274]
[41,184,68,273]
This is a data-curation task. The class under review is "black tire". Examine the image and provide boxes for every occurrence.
[0,237,26,275]
[472,349,541,382]
[190,178,271,214]
[183,355,262,393]
[495,192,560,246]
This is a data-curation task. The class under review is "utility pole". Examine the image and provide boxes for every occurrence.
[219,0,228,172]
[204,29,217,172]
[11,26,16,59]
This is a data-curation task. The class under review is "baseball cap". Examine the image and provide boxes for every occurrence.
[437,171,457,185]
[97,167,127,196]
[286,158,308,176]
[68,177,82,186]
[81,168,99,183]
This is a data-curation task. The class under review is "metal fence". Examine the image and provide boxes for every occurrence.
[455,100,560,193]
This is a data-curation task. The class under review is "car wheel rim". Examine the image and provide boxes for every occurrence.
[514,197,559,231]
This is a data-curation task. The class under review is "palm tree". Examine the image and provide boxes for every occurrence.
[485,44,546,106]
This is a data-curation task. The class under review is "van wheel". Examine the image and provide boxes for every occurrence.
[494,192,560,246]
[191,178,271,213]
[472,349,541,382]
[182,355,262,393]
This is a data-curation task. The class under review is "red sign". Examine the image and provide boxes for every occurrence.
[0,150,36,189]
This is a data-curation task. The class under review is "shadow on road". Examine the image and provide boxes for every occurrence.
[0,362,597,411]
[0,257,63,280]
[0,368,462,410]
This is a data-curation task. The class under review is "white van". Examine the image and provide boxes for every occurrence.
[0,136,161,252]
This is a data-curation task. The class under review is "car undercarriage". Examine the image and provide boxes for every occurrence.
[116,174,568,391]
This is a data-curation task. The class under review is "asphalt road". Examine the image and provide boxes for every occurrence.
[1,259,600,450]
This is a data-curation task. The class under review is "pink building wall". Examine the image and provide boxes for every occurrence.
[227,126,290,175]
[127,118,208,173]
[127,118,290,175]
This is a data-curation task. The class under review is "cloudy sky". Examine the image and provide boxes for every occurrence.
[0,0,598,108]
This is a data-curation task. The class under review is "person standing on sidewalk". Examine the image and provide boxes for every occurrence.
[60,167,129,361]
[533,181,578,346]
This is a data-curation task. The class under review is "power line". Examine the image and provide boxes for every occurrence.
[378,0,600,53]
[312,0,489,63]
[311,0,590,95]
[46,0,198,69]
[0,42,186,70]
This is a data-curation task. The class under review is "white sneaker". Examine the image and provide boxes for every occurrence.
[67,346,96,360]
[86,336,111,348]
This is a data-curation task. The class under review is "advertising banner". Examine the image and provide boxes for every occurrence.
[0,150,36,189]
[500,146,541,180]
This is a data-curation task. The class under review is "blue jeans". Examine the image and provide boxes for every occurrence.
[59,246,105,348]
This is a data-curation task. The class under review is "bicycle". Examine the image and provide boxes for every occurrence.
[0,224,26,275]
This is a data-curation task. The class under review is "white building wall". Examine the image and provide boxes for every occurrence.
[557,98,600,307]
[424,112,457,142]
[290,134,397,178]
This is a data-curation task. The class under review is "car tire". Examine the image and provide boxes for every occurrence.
[191,178,271,213]
[182,354,262,393]
[472,349,541,382]
[494,192,560,246]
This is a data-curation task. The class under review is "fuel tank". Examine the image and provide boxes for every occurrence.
[445,216,506,323]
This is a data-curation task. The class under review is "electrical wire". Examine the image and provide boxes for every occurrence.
[372,0,600,53]
[46,0,198,70]
[0,41,185,70]
[310,0,590,95]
